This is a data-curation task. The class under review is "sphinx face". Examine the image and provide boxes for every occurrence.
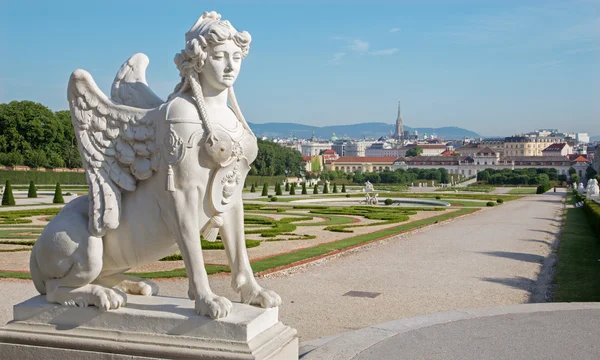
[201,40,243,91]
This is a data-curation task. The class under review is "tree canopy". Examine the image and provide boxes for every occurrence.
[249,139,304,177]
[0,101,81,168]
[405,146,423,157]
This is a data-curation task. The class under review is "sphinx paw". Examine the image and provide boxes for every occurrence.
[195,295,232,319]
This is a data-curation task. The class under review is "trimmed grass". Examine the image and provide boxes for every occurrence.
[508,188,538,194]
[0,206,477,279]
[0,229,42,239]
[553,194,600,302]
[249,208,476,273]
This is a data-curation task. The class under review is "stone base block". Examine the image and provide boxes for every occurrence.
[0,295,298,359]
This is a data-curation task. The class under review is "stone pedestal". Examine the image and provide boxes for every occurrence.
[0,295,298,359]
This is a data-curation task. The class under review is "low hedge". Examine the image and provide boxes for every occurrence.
[536,184,551,194]
[583,200,600,240]
[0,169,87,185]
[486,201,495,207]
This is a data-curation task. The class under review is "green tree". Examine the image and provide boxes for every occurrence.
[571,174,580,185]
[586,166,597,180]
[250,139,303,176]
[2,179,15,205]
[261,183,269,196]
[333,183,338,193]
[301,182,307,194]
[290,183,296,195]
[313,184,319,194]
[405,146,423,157]
[323,182,329,194]
[310,157,322,172]
[341,184,346,193]
[25,149,48,168]
[53,183,64,204]
[28,180,37,198]
[568,166,577,176]
[275,182,282,195]
[0,152,24,166]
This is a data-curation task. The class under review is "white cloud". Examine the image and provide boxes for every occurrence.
[349,39,370,53]
[329,52,346,64]
[389,28,401,33]
[369,48,399,56]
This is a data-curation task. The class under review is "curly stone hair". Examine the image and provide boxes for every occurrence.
[169,12,253,135]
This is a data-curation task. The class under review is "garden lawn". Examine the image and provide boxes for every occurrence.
[508,188,538,194]
[552,194,600,302]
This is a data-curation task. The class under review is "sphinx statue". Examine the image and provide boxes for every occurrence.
[29,11,281,319]
[587,179,599,199]
[578,182,586,194]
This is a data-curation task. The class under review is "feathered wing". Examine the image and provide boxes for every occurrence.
[110,53,164,109]
[68,69,160,236]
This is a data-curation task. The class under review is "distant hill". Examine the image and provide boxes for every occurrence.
[247,122,481,141]
[590,135,600,142]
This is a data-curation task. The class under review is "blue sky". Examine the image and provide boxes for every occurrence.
[1,0,598,137]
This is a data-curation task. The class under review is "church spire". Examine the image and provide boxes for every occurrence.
[394,101,404,143]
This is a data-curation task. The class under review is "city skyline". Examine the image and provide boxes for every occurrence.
[1,0,598,137]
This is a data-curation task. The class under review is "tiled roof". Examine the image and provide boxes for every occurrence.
[573,155,589,162]
[476,147,496,155]
[542,143,566,152]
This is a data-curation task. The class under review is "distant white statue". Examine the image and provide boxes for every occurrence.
[578,182,586,194]
[30,11,280,319]
[365,181,374,192]
[587,179,599,199]
[370,193,379,205]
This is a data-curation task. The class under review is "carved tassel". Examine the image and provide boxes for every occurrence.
[202,214,223,242]
[166,165,175,192]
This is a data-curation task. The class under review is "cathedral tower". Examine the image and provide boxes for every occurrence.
[393,101,404,143]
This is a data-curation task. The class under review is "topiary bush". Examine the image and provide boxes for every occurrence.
[28,180,37,198]
[346,194,351,198]
[333,183,338,193]
[250,184,256,193]
[53,183,64,204]
[496,199,504,204]
[290,183,296,195]
[301,182,307,195]
[536,184,551,194]
[341,184,346,193]
[275,182,282,196]
[384,198,393,205]
[313,184,319,194]
[285,182,290,191]
[270,196,278,202]
[583,200,600,240]
[323,183,329,194]
[261,183,269,196]
[486,201,495,207]
[435,195,441,200]
[2,180,15,206]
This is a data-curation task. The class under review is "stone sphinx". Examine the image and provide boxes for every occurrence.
[578,182,586,194]
[28,11,281,320]
[587,179,599,199]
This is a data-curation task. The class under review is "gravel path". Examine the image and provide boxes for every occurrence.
[0,190,565,342]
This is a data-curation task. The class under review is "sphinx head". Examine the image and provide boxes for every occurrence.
[175,11,252,91]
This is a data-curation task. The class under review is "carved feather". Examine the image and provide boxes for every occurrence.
[110,53,164,109]
[67,68,160,236]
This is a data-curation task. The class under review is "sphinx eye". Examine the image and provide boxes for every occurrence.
[212,52,224,59]
[233,53,242,61]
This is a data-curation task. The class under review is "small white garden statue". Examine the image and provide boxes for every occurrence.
[578,182,586,194]
[586,179,599,199]
[29,11,281,319]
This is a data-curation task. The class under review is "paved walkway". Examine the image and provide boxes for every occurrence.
[0,190,566,343]
[300,302,600,359]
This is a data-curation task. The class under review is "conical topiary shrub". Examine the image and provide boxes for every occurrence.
[323,182,329,194]
[333,183,338,193]
[2,179,15,206]
[285,182,290,191]
[301,182,307,194]
[275,182,282,196]
[290,183,296,195]
[341,184,346,193]
[53,182,64,204]
[250,184,256,193]
[261,183,268,196]
[313,184,319,194]
[28,180,37,198]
